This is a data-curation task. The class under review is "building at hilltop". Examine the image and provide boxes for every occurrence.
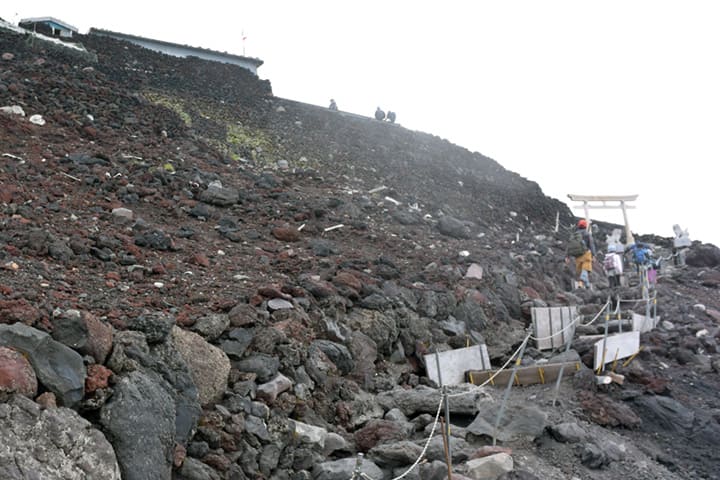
[19,17,78,38]
[88,28,263,75]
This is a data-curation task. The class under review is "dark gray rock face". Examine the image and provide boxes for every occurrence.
[377,385,486,416]
[633,394,695,432]
[313,457,384,480]
[108,330,201,445]
[0,323,86,407]
[199,184,239,206]
[467,402,547,442]
[686,243,720,267]
[437,215,473,239]
[0,395,121,479]
[311,339,354,375]
[130,311,176,343]
[548,422,586,443]
[234,353,280,383]
[100,371,176,480]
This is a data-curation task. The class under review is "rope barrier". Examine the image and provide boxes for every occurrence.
[446,331,532,399]
[384,394,445,480]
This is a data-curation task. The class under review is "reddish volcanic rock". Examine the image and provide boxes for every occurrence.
[0,346,38,397]
[85,364,113,393]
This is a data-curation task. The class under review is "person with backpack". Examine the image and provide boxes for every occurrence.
[567,219,596,289]
[603,243,624,287]
[374,107,385,121]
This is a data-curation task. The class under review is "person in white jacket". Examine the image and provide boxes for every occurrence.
[603,243,624,287]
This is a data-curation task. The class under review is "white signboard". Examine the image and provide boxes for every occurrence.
[594,331,640,370]
[632,313,659,333]
[424,345,491,386]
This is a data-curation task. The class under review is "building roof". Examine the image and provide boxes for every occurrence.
[19,17,78,32]
[88,28,264,67]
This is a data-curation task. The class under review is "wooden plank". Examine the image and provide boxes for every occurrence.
[466,362,582,387]
[532,308,552,350]
[533,306,577,350]
[549,307,561,348]
[593,331,640,370]
[424,345,492,386]
[568,194,638,202]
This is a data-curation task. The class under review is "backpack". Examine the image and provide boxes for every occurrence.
[603,254,616,271]
[633,247,648,265]
[567,232,586,257]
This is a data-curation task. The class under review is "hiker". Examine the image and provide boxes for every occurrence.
[374,107,385,121]
[566,218,596,289]
[329,99,338,111]
[603,243,624,288]
[386,111,396,123]
[626,242,653,274]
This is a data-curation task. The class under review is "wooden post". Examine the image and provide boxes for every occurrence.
[620,201,635,245]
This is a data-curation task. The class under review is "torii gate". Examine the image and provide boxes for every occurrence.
[567,194,637,246]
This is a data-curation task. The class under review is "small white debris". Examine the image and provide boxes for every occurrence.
[368,186,387,194]
[111,207,134,220]
[268,298,294,310]
[696,329,709,338]
[153,282,164,288]
[86,114,94,122]
[29,114,46,126]
[510,211,518,217]
[459,251,470,257]
[217,250,226,256]
[324,224,344,232]
[0,105,25,116]
[276,106,286,112]
[693,304,707,312]
[465,263,484,280]
[298,224,306,231]
[277,159,289,170]
[384,196,401,206]
[233,274,250,281]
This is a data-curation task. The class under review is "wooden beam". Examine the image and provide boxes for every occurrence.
[572,205,636,210]
[466,362,582,387]
[568,194,638,202]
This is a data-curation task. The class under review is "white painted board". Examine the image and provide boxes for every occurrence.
[593,331,640,370]
[632,313,659,333]
[532,306,578,350]
[424,344,491,386]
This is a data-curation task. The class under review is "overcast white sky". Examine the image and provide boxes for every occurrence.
[3,1,719,246]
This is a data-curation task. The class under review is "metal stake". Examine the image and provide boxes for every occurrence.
[434,350,452,463]
[552,316,577,406]
[493,335,529,446]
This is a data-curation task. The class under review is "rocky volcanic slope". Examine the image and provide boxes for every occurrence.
[2,24,720,480]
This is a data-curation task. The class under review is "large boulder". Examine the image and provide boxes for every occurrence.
[377,385,487,416]
[686,243,720,268]
[0,323,85,407]
[100,371,176,480]
[467,402,547,442]
[199,183,239,207]
[172,326,230,405]
[0,395,121,479]
[51,309,113,364]
[437,215,474,239]
[313,457,384,480]
[344,308,399,355]
[107,330,201,445]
